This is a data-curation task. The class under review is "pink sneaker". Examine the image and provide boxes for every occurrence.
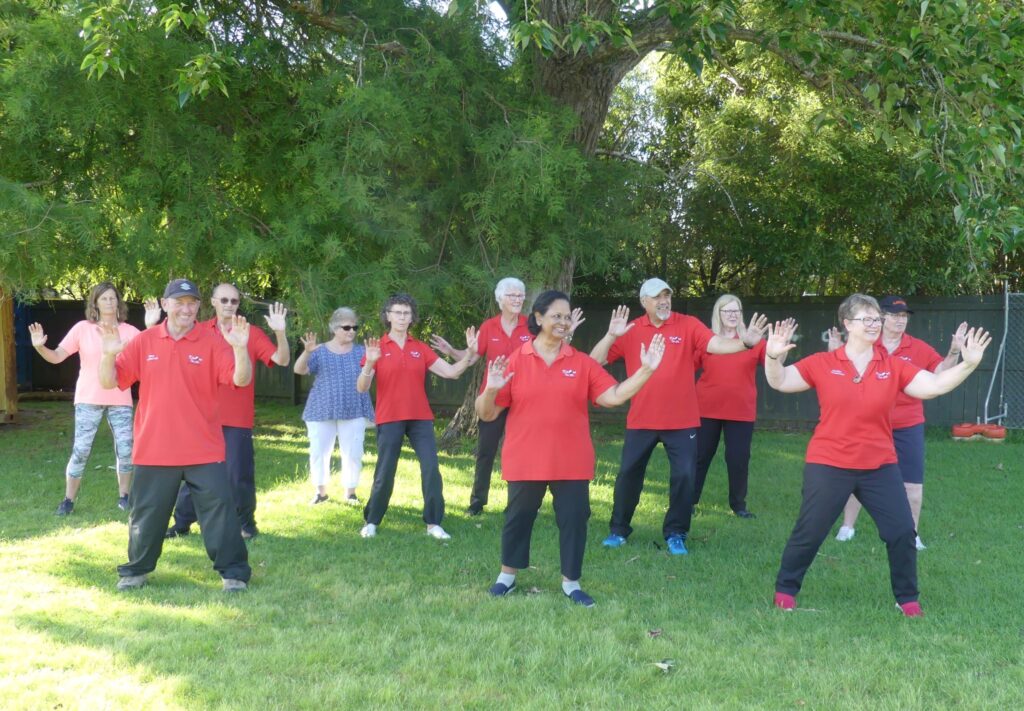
[897,601,924,617]
[774,592,796,611]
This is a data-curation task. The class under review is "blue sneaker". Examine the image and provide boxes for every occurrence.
[602,533,627,548]
[488,581,516,597]
[666,534,688,555]
[565,589,596,608]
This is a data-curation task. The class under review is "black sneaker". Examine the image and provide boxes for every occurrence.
[55,498,74,516]
[241,525,258,540]
[164,526,191,539]
[565,589,596,608]
[117,495,130,511]
[466,505,483,517]
[311,493,329,505]
[733,509,756,519]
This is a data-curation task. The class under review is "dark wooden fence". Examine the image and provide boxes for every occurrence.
[17,295,1009,429]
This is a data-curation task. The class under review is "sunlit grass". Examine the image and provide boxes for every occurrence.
[1,402,1021,709]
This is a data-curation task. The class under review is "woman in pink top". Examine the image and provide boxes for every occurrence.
[29,282,142,516]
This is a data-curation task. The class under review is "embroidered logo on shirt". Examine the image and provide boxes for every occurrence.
[188,355,203,365]
[491,337,501,342]
[830,369,846,376]
[519,335,530,342]
[668,336,682,344]
[561,369,577,378]
[876,371,891,380]
[410,351,421,358]
[146,354,159,362]
[899,355,912,361]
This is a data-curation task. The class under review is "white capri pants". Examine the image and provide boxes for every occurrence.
[306,418,369,490]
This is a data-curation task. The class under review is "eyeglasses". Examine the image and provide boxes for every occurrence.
[337,325,358,331]
[504,294,526,301]
[720,309,741,315]
[388,310,413,318]
[218,297,240,305]
[848,317,883,326]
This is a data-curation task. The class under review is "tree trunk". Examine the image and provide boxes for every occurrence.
[437,361,483,452]
[0,289,18,424]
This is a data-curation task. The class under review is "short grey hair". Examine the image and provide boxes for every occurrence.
[328,307,358,331]
[837,293,880,333]
[494,277,526,306]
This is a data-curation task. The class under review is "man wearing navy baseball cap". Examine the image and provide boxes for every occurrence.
[98,277,253,591]
[834,295,967,551]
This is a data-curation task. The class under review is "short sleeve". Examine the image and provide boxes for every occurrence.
[585,355,619,404]
[250,326,278,367]
[897,358,922,389]
[689,319,713,357]
[307,347,322,376]
[423,347,440,368]
[214,339,237,386]
[606,337,624,365]
[115,334,141,390]
[793,353,820,388]
[475,321,489,357]
[58,321,85,356]
[921,342,944,372]
[753,339,767,366]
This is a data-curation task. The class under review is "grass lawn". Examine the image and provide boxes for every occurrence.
[1,401,1021,710]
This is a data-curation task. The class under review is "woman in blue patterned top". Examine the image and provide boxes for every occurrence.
[294,307,375,505]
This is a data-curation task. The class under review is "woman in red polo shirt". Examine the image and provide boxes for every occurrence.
[693,294,769,519]
[475,290,665,607]
[357,293,477,541]
[765,294,990,617]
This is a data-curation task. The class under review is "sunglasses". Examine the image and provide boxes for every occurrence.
[218,297,240,305]
[337,325,358,331]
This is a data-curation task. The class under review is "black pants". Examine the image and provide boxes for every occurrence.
[775,462,918,603]
[469,410,508,510]
[502,480,590,581]
[364,420,445,526]
[118,463,251,581]
[173,426,256,532]
[693,418,755,512]
[609,428,696,540]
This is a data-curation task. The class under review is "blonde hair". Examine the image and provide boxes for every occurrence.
[837,293,881,333]
[710,294,742,335]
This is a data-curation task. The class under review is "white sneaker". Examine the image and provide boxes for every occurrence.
[835,526,855,542]
[360,523,377,538]
[915,536,926,551]
[426,525,451,541]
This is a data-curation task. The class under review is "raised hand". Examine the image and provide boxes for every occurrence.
[640,333,666,371]
[429,334,454,357]
[827,326,843,352]
[300,331,319,353]
[28,322,47,347]
[264,302,288,332]
[961,327,992,367]
[950,321,968,355]
[99,322,126,356]
[484,355,514,391]
[766,320,799,360]
[143,298,162,328]
[739,311,769,347]
[463,326,478,355]
[221,315,251,349]
[606,305,633,338]
[364,336,382,365]
[569,307,586,336]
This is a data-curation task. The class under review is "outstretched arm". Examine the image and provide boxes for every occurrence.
[28,323,70,364]
[221,316,253,387]
[589,305,632,364]
[264,302,290,367]
[904,327,991,399]
[764,320,810,393]
[934,321,967,374]
[475,355,513,422]
[428,326,479,379]
[356,337,381,393]
[293,331,319,375]
[595,334,666,407]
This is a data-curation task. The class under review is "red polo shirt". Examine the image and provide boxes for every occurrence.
[886,334,943,429]
[495,341,617,481]
[695,340,766,422]
[115,322,236,466]
[794,348,921,469]
[363,334,439,424]
[201,318,277,428]
[606,312,713,429]
[475,314,532,394]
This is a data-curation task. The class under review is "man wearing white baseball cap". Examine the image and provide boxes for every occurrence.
[590,278,767,555]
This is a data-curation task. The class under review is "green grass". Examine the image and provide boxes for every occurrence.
[1,402,1022,710]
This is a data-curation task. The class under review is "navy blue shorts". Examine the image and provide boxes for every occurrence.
[893,424,925,484]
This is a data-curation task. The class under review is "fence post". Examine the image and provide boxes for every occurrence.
[0,288,18,423]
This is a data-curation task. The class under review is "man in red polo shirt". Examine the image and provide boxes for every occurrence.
[591,278,766,555]
[166,283,290,540]
[99,278,253,591]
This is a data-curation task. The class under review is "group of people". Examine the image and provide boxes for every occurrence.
[30,277,991,614]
